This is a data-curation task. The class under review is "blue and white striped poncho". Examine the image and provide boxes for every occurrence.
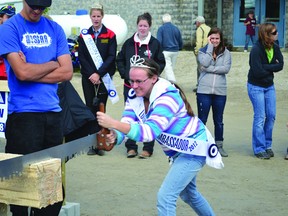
[115,78,207,158]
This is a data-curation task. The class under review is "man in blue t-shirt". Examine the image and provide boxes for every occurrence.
[0,0,73,215]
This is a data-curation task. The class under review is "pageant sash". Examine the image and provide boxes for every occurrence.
[204,128,224,169]
[101,73,119,104]
[81,29,119,104]
[158,130,224,169]
[157,132,208,155]
[127,89,147,123]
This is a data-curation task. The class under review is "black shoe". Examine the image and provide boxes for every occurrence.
[87,148,105,156]
[192,88,197,93]
[96,149,105,156]
[255,151,270,159]
[266,149,274,157]
[87,148,97,155]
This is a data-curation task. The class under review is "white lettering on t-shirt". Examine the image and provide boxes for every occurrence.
[22,33,51,48]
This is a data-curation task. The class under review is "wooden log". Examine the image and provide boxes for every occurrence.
[0,153,63,209]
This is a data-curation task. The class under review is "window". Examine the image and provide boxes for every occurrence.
[239,0,255,22]
[266,0,280,22]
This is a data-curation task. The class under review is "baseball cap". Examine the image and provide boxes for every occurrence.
[0,5,16,16]
[194,16,205,24]
[25,0,52,7]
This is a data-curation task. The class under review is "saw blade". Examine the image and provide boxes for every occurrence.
[0,133,96,179]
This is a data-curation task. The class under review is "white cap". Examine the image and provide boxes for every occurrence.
[194,16,205,24]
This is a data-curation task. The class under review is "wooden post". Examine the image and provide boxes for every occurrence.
[0,153,63,209]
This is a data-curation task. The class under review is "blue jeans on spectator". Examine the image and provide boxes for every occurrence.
[244,34,255,50]
[196,93,226,142]
[157,154,215,216]
[247,83,276,154]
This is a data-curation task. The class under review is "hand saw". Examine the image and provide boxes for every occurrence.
[96,103,114,151]
[0,133,97,179]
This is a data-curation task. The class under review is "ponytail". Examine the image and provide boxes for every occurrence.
[172,82,194,117]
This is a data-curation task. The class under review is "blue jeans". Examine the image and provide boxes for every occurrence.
[157,154,215,216]
[244,34,255,50]
[197,93,226,141]
[247,83,276,154]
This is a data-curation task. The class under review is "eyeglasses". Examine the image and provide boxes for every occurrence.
[270,30,278,35]
[128,77,149,86]
[27,4,46,11]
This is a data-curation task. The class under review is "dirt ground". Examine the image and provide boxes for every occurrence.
[1,51,288,216]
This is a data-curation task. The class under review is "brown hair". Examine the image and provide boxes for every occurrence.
[137,12,152,27]
[173,82,194,116]
[208,27,225,56]
[258,23,276,50]
[142,58,194,116]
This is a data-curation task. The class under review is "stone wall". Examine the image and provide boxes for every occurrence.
[48,0,286,50]
[49,0,200,49]
[222,0,234,49]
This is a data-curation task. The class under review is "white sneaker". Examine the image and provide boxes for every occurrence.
[244,50,248,52]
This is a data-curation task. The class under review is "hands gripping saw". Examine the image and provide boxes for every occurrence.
[0,103,114,180]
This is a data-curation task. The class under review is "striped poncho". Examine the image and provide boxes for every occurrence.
[115,78,223,169]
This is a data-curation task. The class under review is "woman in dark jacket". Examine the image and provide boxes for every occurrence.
[247,23,284,159]
[117,12,165,159]
[78,4,117,155]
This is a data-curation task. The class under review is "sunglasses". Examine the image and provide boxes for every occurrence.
[28,4,46,11]
[270,30,278,35]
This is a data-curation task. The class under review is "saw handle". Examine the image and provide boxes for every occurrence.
[96,102,114,151]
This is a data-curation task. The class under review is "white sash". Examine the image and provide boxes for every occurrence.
[127,89,146,123]
[157,130,224,169]
[157,132,208,155]
[81,29,119,104]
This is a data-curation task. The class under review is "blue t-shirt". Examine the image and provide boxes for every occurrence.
[0,14,70,113]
